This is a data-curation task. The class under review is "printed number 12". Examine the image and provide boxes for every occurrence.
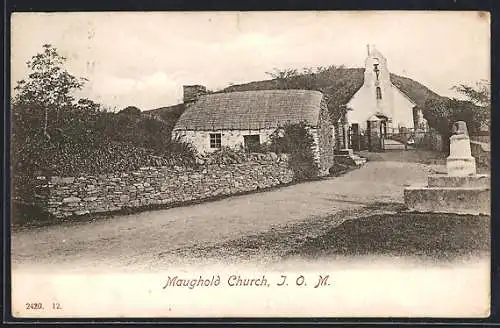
[52,302,62,310]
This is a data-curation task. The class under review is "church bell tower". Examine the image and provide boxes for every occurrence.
[364,44,394,126]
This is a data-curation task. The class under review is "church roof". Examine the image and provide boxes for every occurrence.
[368,45,385,59]
[173,89,324,131]
[367,114,383,121]
[392,83,417,106]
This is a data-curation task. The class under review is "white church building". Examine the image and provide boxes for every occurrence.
[345,45,418,132]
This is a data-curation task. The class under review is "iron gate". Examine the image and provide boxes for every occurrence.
[349,127,442,152]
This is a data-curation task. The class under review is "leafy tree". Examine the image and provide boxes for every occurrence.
[119,106,142,115]
[452,80,490,131]
[422,99,451,135]
[13,44,88,139]
[452,79,490,108]
[265,68,299,89]
[422,97,487,152]
[12,44,203,209]
[76,98,101,113]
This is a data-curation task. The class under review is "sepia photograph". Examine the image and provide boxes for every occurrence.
[9,11,491,318]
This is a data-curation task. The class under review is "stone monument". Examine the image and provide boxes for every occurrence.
[404,121,490,215]
[446,121,477,176]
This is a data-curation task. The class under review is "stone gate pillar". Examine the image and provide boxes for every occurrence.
[336,112,353,155]
[400,126,408,151]
[367,116,383,152]
[351,124,360,151]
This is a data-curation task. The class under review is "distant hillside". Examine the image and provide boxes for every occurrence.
[221,67,365,121]
[390,73,447,107]
[144,103,185,135]
[144,67,446,129]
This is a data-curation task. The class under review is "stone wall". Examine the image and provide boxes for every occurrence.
[470,140,490,168]
[33,154,294,219]
[429,133,444,152]
[414,129,443,151]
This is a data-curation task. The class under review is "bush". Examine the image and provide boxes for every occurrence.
[269,122,318,180]
[118,106,141,115]
[203,146,247,164]
[11,103,201,203]
[163,135,198,165]
[247,142,272,154]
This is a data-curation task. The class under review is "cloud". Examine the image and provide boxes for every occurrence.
[81,71,181,110]
[11,11,490,109]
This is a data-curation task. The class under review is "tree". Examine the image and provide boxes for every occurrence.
[452,79,490,108]
[119,106,142,115]
[76,98,101,113]
[265,68,300,89]
[12,44,88,139]
[422,98,451,134]
[452,80,490,131]
[422,96,487,152]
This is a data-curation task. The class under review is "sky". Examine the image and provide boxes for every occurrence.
[11,11,490,111]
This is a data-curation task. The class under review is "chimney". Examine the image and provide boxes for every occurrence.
[183,85,207,104]
[366,44,370,56]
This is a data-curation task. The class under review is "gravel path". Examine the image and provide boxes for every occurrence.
[12,150,445,271]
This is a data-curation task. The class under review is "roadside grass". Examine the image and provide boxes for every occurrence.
[290,212,490,261]
[164,204,490,263]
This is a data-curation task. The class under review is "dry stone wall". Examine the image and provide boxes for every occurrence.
[470,140,490,168]
[33,154,294,218]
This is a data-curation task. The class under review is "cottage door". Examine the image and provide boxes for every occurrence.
[244,135,261,152]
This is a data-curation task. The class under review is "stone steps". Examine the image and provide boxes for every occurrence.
[351,154,367,166]
[427,174,490,188]
[404,186,490,215]
[334,153,367,167]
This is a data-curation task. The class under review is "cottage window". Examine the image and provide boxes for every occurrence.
[376,87,382,99]
[210,133,222,149]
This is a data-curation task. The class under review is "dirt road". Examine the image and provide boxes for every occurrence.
[11,150,445,271]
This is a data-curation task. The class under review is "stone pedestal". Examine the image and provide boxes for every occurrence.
[404,173,490,215]
[427,174,490,188]
[403,121,489,215]
[446,134,476,176]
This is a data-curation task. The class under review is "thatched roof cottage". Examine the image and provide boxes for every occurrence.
[172,88,335,175]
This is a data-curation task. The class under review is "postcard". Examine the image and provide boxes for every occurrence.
[10,10,491,318]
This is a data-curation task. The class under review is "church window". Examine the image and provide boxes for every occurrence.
[376,87,382,99]
[373,64,380,80]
